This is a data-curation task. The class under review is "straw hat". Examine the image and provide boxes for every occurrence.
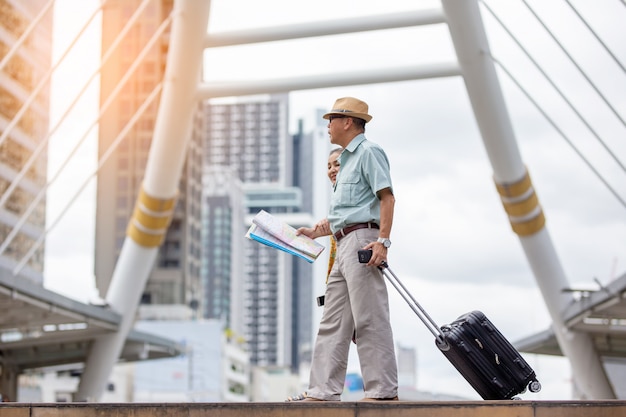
[322,97,372,123]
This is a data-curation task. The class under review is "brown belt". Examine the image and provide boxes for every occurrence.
[334,222,379,241]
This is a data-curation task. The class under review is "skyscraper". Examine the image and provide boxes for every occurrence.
[0,0,52,283]
[397,344,417,388]
[95,0,203,318]
[242,187,314,370]
[201,94,316,371]
[200,166,245,325]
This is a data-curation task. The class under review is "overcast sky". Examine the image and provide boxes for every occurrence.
[45,0,625,400]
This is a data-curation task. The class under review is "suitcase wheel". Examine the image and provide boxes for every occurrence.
[529,380,542,393]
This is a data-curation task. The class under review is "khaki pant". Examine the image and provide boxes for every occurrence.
[307,227,398,400]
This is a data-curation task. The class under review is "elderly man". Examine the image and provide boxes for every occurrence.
[291,97,398,402]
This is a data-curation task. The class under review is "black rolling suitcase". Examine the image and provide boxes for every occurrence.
[439,310,541,400]
[359,252,541,400]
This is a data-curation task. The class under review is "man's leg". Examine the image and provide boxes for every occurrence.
[343,229,398,399]
[307,267,354,400]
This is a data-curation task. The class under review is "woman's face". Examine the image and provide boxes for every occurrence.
[327,151,340,185]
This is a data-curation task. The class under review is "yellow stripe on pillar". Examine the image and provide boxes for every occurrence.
[138,187,176,212]
[495,169,545,237]
[495,171,532,198]
[127,225,167,248]
[132,205,172,230]
[126,186,177,248]
[511,211,546,236]
[502,192,539,217]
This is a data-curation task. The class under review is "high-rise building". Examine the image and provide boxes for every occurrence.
[134,320,250,402]
[0,0,52,283]
[200,166,245,325]
[200,94,316,371]
[95,0,203,318]
[397,344,417,388]
[201,94,291,185]
[242,187,314,370]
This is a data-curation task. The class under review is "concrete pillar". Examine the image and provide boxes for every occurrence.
[75,0,211,401]
[441,0,614,398]
[0,363,18,402]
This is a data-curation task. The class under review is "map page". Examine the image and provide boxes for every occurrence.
[246,224,317,263]
[247,210,325,261]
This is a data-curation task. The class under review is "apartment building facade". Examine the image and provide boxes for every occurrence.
[0,0,52,283]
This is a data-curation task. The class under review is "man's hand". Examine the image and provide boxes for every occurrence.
[363,241,387,267]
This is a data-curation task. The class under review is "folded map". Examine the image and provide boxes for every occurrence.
[245,210,325,263]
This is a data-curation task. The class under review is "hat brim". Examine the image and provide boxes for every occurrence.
[323,111,372,123]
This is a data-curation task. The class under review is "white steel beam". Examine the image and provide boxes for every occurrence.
[197,62,460,99]
[204,9,445,48]
[75,0,211,401]
[441,0,614,399]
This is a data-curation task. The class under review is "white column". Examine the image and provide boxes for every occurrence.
[441,0,614,399]
[75,0,211,401]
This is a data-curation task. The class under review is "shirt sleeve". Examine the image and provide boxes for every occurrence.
[363,145,393,196]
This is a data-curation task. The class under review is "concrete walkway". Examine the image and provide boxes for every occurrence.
[1,401,626,417]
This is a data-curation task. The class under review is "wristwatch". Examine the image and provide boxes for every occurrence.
[377,237,392,248]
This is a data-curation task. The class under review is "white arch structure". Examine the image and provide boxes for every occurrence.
[75,0,614,400]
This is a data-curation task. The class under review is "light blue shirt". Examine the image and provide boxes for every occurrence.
[328,134,393,233]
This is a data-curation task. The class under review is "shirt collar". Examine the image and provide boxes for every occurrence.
[344,133,366,153]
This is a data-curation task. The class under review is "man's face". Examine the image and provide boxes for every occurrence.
[327,115,347,146]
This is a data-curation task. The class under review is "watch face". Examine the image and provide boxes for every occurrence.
[377,238,391,248]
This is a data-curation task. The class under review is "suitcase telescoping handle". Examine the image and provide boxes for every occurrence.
[358,250,449,351]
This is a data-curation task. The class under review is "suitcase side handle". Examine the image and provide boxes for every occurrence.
[381,262,450,351]
[358,251,449,350]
